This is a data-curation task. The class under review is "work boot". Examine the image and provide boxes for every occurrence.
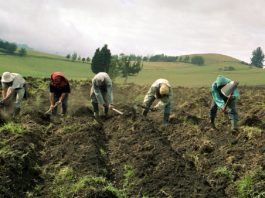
[163,113,170,125]
[231,120,238,132]
[13,107,21,118]
[104,107,109,117]
[94,112,99,119]
[210,117,217,130]
[142,109,148,117]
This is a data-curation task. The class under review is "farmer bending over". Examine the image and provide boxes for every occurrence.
[142,79,173,124]
[0,72,27,118]
[90,72,113,119]
[209,75,239,131]
[49,72,70,115]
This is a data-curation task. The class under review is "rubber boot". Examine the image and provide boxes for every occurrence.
[94,112,99,120]
[104,107,109,118]
[92,102,99,113]
[13,107,21,118]
[231,120,238,132]
[210,117,216,129]
[142,109,148,117]
[163,113,170,125]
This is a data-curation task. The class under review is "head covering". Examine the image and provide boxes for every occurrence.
[216,75,231,87]
[1,72,15,83]
[159,83,170,95]
[51,71,68,88]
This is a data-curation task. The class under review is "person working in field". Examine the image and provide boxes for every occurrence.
[142,79,173,124]
[90,72,113,119]
[0,72,27,118]
[48,72,71,115]
[209,75,240,131]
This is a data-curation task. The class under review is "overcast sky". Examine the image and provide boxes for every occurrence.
[0,0,265,62]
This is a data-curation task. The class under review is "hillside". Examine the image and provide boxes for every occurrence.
[0,50,264,86]
[0,49,93,80]
[189,53,241,64]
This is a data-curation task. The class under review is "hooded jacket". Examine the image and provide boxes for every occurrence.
[211,75,239,109]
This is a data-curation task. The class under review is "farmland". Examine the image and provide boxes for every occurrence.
[0,78,265,197]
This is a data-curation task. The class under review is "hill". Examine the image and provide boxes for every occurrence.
[189,53,241,64]
[0,50,264,86]
[0,49,93,80]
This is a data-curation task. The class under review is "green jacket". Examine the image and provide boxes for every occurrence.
[211,75,240,109]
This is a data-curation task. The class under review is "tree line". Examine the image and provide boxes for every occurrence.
[0,39,27,56]
[1,38,264,68]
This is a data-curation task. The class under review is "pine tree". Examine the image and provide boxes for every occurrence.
[91,45,111,74]
[251,47,264,67]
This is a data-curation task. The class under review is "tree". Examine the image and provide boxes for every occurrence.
[6,42,17,54]
[191,56,205,66]
[18,48,27,56]
[82,57,86,63]
[66,54,71,59]
[91,48,101,73]
[78,55,81,61]
[118,55,143,83]
[184,55,190,63]
[71,52,77,61]
[91,45,111,74]
[86,56,90,63]
[101,44,111,72]
[108,56,120,80]
[251,47,264,67]
[179,56,182,62]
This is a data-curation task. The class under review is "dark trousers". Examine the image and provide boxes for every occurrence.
[209,99,238,121]
[91,92,108,115]
[52,93,68,115]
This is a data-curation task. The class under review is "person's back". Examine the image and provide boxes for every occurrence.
[0,72,26,118]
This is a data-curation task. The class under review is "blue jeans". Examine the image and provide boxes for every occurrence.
[52,93,68,115]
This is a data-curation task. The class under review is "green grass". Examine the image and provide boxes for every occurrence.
[0,122,24,134]
[214,166,235,181]
[0,50,93,80]
[0,50,264,87]
[118,61,265,87]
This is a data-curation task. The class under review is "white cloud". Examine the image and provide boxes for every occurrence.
[0,0,264,62]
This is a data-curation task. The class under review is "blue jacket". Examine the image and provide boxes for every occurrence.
[211,75,240,109]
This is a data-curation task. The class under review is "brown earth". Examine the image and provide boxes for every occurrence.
[0,78,265,197]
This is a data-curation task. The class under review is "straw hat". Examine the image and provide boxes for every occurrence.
[1,72,15,83]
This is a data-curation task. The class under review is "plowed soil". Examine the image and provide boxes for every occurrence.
[0,78,265,198]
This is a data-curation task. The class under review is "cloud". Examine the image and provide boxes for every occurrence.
[0,0,264,62]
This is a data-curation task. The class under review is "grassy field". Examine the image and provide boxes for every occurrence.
[0,50,94,80]
[120,61,265,87]
[0,50,264,87]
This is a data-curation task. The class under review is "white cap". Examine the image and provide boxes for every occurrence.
[1,72,15,83]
